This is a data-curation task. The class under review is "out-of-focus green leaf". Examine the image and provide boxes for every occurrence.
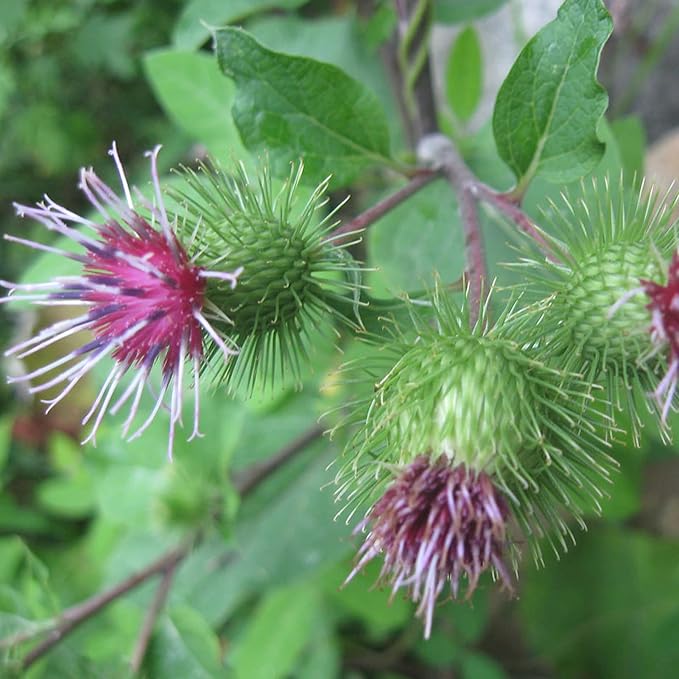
[324,560,412,639]
[493,0,612,192]
[367,180,464,293]
[173,443,350,626]
[36,472,96,519]
[461,652,508,679]
[215,27,395,187]
[143,49,247,162]
[520,526,679,679]
[435,0,508,23]
[147,605,227,679]
[294,609,340,679]
[231,583,320,679]
[0,416,12,480]
[446,25,483,123]
[70,12,136,80]
[610,116,646,183]
[173,0,310,50]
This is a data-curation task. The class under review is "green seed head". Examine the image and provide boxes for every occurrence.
[173,160,362,392]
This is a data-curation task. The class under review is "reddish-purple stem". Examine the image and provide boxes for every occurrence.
[474,184,560,262]
[328,170,439,242]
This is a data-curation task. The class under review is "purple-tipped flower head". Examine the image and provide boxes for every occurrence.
[641,251,679,420]
[346,455,512,638]
[2,143,242,458]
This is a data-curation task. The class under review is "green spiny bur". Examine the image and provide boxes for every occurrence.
[172,160,364,393]
[519,176,678,441]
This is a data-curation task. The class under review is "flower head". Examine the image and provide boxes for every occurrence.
[346,455,512,638]
[335,286,614,633]
[2,143,242,458]
[638,251,679,421]
[518,176,678,441]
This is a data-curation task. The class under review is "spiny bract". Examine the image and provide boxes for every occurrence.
[517,176,679,441]
[173,160,364,393]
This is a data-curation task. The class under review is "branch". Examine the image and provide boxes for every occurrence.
[19,541,190,671]
[418,134,488,324]
[9,423,324,672]
[473,184,559,263]
[129,558,179,673]
[328,170,439,242]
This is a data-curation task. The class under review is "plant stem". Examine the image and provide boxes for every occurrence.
[474,184,559,262]
[10,423,325,672]
[19,542,190,671]
[417,134,488,324]
[328,170,439,242]
[129,558,179,674]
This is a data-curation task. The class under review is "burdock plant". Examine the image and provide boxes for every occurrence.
[336,287,615,637]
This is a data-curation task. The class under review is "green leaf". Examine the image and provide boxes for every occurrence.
[173,444,350,626]
[247,14,403,147]
[214,27,395,187]
[446,25,482,123]
[324,560,412,639]
[435,0,508,23]
[147,606,227,679]
[460,652,508,679]
[610,116,646,183]
[36,472,95,519]
[367,180,465,293]
[520,527,679,679]
[173,0,310,50]
[143,49,247,162]
[492,0,612,193]
[231,583,320,679]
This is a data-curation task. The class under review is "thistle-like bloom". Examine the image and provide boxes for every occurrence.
[346,455,512,638]
[2,143,242,458]
[637,252,679,421]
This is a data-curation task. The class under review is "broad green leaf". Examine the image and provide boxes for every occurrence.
[367,180,465,293]
[520,527,679,678]
[435,0,508,23]
[215,27,395,187]
[445,25,482,123]
[36,472,96,519]
[143,49,246,162]
[324,560,412,639]
[247,14,403,147]
[173,0,310,50]
[294,611,340,679]
[230,583,320,679]
[147,606,227,679]
[492,0,612,193]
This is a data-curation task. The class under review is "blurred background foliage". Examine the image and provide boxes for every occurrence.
[1,0,679,677]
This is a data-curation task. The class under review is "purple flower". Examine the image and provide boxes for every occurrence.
[2,143,242,458]
[641,251,679,420]
[345,455,513,638]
